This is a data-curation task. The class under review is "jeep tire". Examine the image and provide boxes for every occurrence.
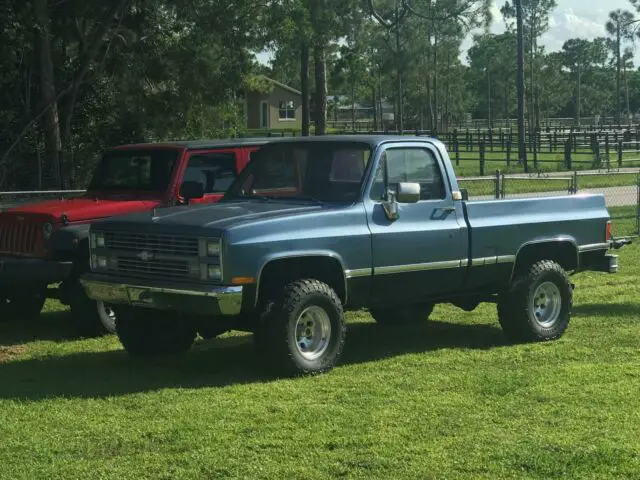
[0,289,46,322]
[497,260,572,342]
[115,306,197,356]
[254,279,346,376]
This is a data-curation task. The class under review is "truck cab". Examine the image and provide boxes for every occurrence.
[0,138,268,335]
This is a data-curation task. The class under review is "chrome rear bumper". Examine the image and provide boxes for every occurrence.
[80,274,243,316]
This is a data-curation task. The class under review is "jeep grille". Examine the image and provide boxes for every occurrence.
[0,218,41,256]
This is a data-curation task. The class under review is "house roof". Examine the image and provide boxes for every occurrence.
[259,75,302,96]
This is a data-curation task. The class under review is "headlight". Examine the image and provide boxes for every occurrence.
[201,264,221,281]
[207,239,221,256]
[43,222,53,239]
[90,233,105,249]
[90,255,108,270]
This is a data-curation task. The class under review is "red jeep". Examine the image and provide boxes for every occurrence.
[0,138,268,335]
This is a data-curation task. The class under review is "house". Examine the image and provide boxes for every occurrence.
[245,76,302,130]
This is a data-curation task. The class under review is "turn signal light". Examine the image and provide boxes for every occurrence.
[606,221,612,241]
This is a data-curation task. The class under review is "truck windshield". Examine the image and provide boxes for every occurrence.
[87,149,178,192]
[223,142,372,203]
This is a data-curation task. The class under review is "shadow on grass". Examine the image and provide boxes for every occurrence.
[0,320,507,400]
[0,311,81,347]
[572,303,639,318]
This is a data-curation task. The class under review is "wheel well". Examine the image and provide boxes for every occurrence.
[258,256,347,305]
[513,241,578,278]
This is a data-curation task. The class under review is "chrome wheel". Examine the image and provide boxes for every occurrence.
[294,305,332,361]
[531,281,562,327]
[97,301,117,333]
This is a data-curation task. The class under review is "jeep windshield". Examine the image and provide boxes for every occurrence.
[87,149,178,193]
[223,142,372,203]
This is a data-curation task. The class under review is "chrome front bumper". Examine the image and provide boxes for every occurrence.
[80,274,243,316]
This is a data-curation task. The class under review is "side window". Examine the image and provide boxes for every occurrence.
[370,148,445,201]
[183,152,237,194]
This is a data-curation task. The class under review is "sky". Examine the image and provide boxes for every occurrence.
[256,0,640,66]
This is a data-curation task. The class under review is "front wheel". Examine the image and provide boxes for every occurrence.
[497,260,572,343]
[254,279,346,376]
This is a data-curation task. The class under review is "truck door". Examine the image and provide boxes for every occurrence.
[364,143,467,306]
[180,149,240,204]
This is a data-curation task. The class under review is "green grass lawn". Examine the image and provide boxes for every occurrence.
[1,246,639,479]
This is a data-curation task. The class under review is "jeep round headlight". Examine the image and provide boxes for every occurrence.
[43,222,53,239]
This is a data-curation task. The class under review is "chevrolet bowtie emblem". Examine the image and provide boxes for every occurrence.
[137,251,154,262]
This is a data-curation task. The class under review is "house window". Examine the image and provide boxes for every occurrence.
[278,100,296,120]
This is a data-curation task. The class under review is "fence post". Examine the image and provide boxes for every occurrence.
[618,141,623,167]
[605,133,610,169]
[533,130,538,169]
[564,137,572,170]
[506,139,511,167]
[479,141,485,176]
[495,169,501,199]
[572,171,579,194]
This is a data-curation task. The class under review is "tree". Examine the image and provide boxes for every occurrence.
[605,9,637,124]
[501,0,557,129]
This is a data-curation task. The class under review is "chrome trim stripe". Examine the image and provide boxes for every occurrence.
[578,243,609,252]
[375,259,462,275]
[497,255,516,264]
[472,256,497,266]
[344,268,371,279]
[460,258,469,267]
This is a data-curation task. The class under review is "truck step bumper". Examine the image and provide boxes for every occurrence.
[80,274,243,316]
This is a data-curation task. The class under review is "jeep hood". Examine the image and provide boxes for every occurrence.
[6,196,162,224]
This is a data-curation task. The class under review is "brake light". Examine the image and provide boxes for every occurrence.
[606,221,612,241]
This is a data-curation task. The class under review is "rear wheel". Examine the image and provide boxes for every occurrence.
[116,307,197,356]
[369,303,434,326]
[497,260,572,342]
[0,289,46,322]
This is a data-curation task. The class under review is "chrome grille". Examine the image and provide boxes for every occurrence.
[0,218,41,255]
[104,231,199,256]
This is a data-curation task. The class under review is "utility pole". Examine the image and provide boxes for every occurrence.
[516,0,527,172]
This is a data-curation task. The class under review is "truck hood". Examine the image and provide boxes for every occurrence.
[96,200,326,232]
[7,196,162,224]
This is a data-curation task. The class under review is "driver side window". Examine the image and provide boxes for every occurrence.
[369,147,446,201]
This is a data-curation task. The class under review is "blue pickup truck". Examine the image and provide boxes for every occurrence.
[80,136,625,375]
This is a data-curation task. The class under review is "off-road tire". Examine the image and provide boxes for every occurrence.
[115,307,197,357]
[254,279,346,376]
[68,280,116,337]
[497,260,572,343]
[0,289,46,322]
[369,303,435,326]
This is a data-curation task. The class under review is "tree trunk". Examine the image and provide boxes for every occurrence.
[314,45,327,135]
[34,0,62,188]
[372,85,378,131]
[300,43,310,136]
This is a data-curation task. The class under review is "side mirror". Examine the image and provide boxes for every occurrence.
[180,181,205,203]
[396,182,421,203]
